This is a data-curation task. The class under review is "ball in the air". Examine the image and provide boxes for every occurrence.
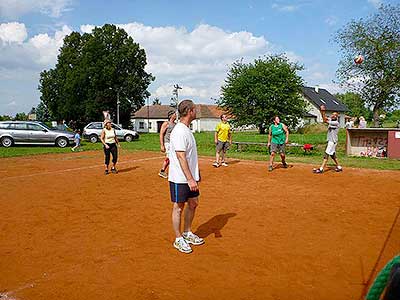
[354,55,364,64]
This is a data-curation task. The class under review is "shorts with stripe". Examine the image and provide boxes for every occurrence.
[169,181,200,203]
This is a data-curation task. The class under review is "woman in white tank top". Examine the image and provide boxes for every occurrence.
[100,119,120,175]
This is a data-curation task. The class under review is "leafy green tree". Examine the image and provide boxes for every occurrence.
[335,92,371,119]
[335,4,400,126]
[152,98,161,105]
[39,24,154,128]
[35,101,51,122]
[219,55,306,133]
[0,115,12,121]
[14,112,28,121]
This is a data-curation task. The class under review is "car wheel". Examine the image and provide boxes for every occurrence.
[124,134,133,142]
[56,137,68,148]
[1,136,13,147]
[89,134,98,143]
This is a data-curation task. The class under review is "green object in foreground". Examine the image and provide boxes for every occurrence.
[366,255,400,300]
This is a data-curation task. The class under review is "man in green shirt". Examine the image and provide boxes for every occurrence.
[267,116,289,172]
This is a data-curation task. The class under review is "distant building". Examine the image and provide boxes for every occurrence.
[302,86,348,127]
[131,104,226,133]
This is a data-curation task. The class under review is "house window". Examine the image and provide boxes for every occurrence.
[139,122,144,129]
[148,121,152,129]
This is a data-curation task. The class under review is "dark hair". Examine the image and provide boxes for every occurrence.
[178,99,195,117]
[383,263,400,300]
[167,111,175,119]
[220,114,225,120]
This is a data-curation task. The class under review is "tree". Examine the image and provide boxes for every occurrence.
[39,24,154,129]
[218,55,306,133]
[35,101,51,122]
[335,4,400,126]
[14,112,28,121]
[152,98,161,105]
[335,92,372,119]
[0,115,12,121]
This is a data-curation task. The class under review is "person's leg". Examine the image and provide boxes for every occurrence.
[214,142,222,167]
[110,144,118,171]
[172,202,185,238]
[183,197,198,233]
[104,145,111,173]
[183,197,204,245]
[331,153,342,171]
[161,158,169,172]
[269,152,275,171]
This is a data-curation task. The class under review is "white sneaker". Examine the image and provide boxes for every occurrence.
[212,162,220,168]
[221,162,228,167]
[173,238,192,253]
[183,232,205,246]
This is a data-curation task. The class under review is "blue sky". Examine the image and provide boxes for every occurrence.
[0,0,396,116]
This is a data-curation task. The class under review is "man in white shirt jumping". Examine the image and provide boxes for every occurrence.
[169,99,205,254]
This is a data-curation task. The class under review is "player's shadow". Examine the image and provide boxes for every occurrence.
[226,160,241,165]
[195,213,236,238]
[274,164,294,169]
[118,166,139,173]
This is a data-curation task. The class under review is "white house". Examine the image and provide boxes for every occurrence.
[301,86,348,128]
[131,104,226,133]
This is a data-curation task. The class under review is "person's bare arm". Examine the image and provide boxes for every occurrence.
[100,130,109,148]
[320,105,328,123]
[176,151,198,191]
[267,127,272,147]
[159,122,168,152]
[283,124,289,144]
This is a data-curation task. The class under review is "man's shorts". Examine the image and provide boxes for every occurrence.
[165,142,170,158]
[325,141,337,155]
[169,182,200,203]
[216,141,230,152]
[270,142,285,154]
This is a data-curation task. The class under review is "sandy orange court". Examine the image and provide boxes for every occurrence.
[1,150,399,300]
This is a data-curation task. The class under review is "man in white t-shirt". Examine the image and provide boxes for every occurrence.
[168,99,205,254]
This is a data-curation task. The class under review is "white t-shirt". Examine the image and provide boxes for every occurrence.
[168,122,199,183]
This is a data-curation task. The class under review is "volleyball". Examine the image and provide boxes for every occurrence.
[354,55,364,64]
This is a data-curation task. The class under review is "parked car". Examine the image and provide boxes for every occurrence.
[83,122,139,143]
[0,121,76,148]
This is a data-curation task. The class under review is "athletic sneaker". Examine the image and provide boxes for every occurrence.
[173,238,192,254]
[158,171,168,179]
[111,167,118,174]
[268,165,273,172]
[282,162,288,168]
[335,166,343,172]
[221,162,228,167]
[183,232,205,245]
[313,168,323,174]
[104,170,109,175]
[212,162,220,168]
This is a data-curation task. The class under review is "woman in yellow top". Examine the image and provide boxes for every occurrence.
[100,119,120,175]
[213,114,232,167]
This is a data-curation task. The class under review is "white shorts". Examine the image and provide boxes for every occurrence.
[165,143,170,158]
[325,141,337,156]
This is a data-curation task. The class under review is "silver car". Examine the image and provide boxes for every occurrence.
[83,122,139,143]
[0,121,75,148]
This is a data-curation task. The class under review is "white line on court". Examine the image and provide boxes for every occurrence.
[2,156,164,181]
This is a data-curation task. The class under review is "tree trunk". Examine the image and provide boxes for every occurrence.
[373,104,380,127]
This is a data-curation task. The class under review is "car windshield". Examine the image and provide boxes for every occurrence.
[37,122,51,130]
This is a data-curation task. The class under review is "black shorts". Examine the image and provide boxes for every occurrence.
[169,182,200,203]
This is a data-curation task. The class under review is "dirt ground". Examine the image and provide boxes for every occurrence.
[1,150,399,300]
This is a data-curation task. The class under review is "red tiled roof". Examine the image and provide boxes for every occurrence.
[132,104,227,119]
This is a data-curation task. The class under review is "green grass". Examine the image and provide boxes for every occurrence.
[1,131,399,170]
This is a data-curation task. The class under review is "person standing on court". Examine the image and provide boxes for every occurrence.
[100,119,120,175]
[313,105,343,174]
[267,116,289,172]
[213,114,232,167]
[169,99,204,254]
[158,111,176,179]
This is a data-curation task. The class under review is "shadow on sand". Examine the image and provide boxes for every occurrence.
[195,213,237,238]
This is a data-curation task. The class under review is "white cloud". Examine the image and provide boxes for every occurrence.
[0,0,72,18]
[367,0,382,9]
[80,24,95,34]
[271,3,299,12]
[325,16,338,26]
[0,22,27,44]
